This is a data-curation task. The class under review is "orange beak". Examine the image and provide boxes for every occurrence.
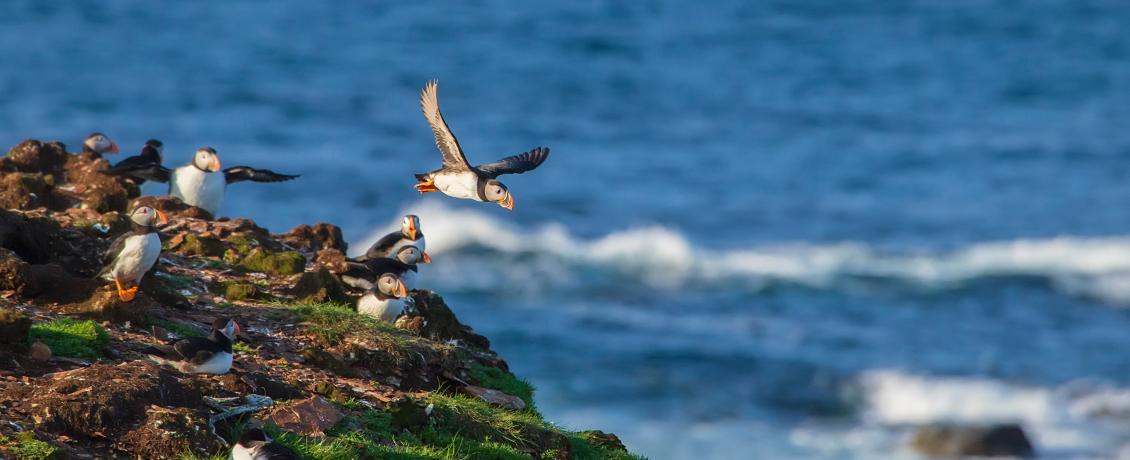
[109,142,120,153]
[233,321,241,337]
[498,193,514,211]
[421,252,432,264]
[155,209,169,225]
[407,222,418,240]
[393,280,408,298]
[210,157,222,172]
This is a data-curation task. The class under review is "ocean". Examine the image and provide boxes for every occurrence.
[3,1,1130,458]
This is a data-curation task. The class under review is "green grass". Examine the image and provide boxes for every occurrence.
[28,318,109,359]
[271,300,409,347]
[2,432,60,460]
[468,363,539,415]
[150,318,205,338]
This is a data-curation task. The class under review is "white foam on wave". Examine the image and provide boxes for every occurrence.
[353,200,1130,304]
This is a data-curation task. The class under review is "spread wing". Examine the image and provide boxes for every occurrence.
[223,166,299,184]
[103,163,171,183]
[358,232,403,261]
[420,80,471,170]
[475,147,550,179]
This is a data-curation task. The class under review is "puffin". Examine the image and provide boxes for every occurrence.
[340,253,419,322]
[98,206,167,301]
[357,214,430,263]
[413,80,550,210]
[103,146,299,215]
[80,132,120,158]
[231,428,298,460]
[146,317,239,374]
[109,139,163,185]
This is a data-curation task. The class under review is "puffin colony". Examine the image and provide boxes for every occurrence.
[78,80,550,456]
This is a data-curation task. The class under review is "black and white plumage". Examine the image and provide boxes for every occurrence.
[109,139,163,185]
[81,132,119,158]
[147,317,239,374]
[413,80,550,210]
[102,147,298,215]
[357,215,429,263]
[99,206,167,302]
[341,252,419,322]
[231,428,298,460]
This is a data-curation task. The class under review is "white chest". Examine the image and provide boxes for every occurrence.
[170,166,226,214]
[112,233,161,283]
[357,293,404,322]
[190,352,233,374]
[434,171,482,201]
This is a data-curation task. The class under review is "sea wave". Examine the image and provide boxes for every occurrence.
[354,200,1130,304]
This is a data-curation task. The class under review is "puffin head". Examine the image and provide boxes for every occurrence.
[484,179,513,210]
[394,245,430,265]
[129,206,168,228]
[83,132,119,155]
[377,273,408,298]
[237,428,270,446]
[143,139,164,162]
[402,215,421,240]
[193,147,222,173]
[213,317,240,340]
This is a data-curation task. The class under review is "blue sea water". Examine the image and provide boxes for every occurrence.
[3,1,1130,458]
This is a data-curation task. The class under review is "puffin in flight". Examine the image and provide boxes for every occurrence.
[109,139,163,185]
[103,147,298,215]
[99,206,167,301]
[341,250,421,322]
[356,215,430,263]
[146,317,239,374]
[231,428,298,460]
[81,132,120,158]
[413,80,550,210]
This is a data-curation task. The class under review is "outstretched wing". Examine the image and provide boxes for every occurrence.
[420,80,471,170]
[223,167,299,184]
[475,147,550,178]
[103,163,171,183]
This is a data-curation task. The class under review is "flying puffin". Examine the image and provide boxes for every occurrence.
[99,206,167,301]
[357,215,430,263]
[340,253,419,322]
[109,139,163,185]
[413,80,550,210]
[103,147,299,215]
[80,132,120,158]
[146,317,239,374]
[231,428,298,460]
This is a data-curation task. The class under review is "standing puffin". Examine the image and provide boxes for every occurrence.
[103,147,299,215]
[99,206,167,301]
[413,80,550,210]
[81,132,120,158]
[357,214,430,263]
[231,428,298,460]
[146,317,239,374]
[340,253,419,322]
[109,139,163,185]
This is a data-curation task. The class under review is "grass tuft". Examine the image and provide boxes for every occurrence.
[468,363,539,415]
[2,432,60,460]
[28,318,109,359]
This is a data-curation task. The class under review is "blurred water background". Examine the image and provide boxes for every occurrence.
[3,1,1130,458]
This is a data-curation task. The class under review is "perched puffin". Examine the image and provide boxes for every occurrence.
[81,132,120,158]
[99,206,167,301]
[341,254,417,322]
[103,147,299,215]
[231,428,298,460]
[413,80,550,210]
[109,139,163,185]
[357,215,430,263]
[146,317,238,374]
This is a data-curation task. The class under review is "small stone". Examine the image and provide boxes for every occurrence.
[462,385,526,411]
[266,396,343,437]
[30,341,52,362]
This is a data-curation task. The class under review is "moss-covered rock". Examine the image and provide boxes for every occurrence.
[290,268,351,303]
[221,281,258,301]
[239,248,305,276]
[27,318,110,359]
[171,233,225,257]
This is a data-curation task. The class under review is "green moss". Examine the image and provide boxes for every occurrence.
[5,432,60,460]
[233,341,257,354]
[220,281,258,301]
[28,318,109,359]
[150,318,205,338]
[468,363,538,414]
[226,232,257,255]
[567,434,647,460]
[275,300,405,347]
[173,234,225,257]
[239,248,305,276]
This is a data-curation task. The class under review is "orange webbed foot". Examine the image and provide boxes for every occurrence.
[115,279,138,302]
